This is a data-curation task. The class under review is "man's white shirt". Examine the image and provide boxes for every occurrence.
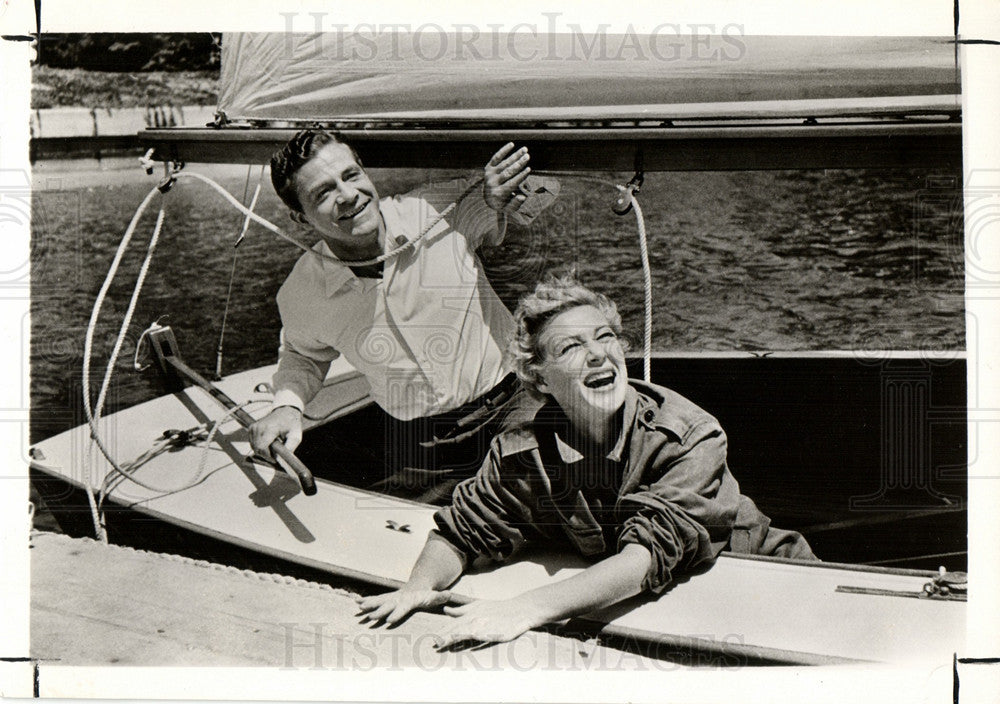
[272,178,514,420]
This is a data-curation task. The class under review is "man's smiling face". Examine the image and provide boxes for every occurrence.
[292,141,383,257]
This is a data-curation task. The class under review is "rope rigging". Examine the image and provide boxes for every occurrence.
[158,165,654,377]
[534,170,652,382]
[81,158,656,532]
[215,164,266,379]
[81,186,166,541]
[81,169,275,537]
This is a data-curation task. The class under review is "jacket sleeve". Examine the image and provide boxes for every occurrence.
[432,440,535,565]
[729,495,818,561]
[616,421,740,594]
[270,327,340,411]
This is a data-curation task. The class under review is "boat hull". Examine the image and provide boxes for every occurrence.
[29,353,967,665]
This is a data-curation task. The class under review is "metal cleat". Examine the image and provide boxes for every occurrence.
[138,148,157,175]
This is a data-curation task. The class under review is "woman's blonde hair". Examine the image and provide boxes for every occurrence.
[509,274,626,398]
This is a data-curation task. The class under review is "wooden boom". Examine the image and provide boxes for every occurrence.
[140,119,961,172]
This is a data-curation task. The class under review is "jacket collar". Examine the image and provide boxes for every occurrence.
[608,386,641,462]
[530,387,641,465]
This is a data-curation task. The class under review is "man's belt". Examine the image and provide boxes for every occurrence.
[424,373,521,444]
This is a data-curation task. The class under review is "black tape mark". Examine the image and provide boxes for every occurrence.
[953,653,959,704]
[956,657,1000,664]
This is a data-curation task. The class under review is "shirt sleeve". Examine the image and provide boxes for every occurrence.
[616,421,740,594]
[432,440,534,564]
[420,174,560,250]
[450,177,507,250]
[270,327,340,411]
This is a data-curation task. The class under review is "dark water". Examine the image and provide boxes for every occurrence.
[30,160,964,443]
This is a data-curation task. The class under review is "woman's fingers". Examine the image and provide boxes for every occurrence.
[354,593,384,612]
[442,604,468,617]
[356,589,453,626]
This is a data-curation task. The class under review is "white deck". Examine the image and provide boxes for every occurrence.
[30,364,966,665]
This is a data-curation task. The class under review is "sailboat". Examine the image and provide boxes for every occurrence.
[29,31,967,665]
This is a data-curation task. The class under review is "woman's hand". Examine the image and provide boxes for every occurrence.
[433,598,542,648]
[429,544,652,648]
[483,143,531,212]
[355,588,452,627]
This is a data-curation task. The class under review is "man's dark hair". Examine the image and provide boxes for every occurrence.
[270,129,362,213]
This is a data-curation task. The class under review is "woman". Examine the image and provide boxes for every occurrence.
[357,276,814,646]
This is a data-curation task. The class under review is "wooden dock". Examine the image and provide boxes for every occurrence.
[29,530,657,670]
[21,531,979,704]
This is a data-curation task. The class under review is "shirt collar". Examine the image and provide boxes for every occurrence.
[314,240,356,297]
[314,200,402,296]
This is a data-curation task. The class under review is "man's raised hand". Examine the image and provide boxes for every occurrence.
[483,142,531,213]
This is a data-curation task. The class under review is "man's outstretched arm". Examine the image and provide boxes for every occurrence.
[250,331,337,458]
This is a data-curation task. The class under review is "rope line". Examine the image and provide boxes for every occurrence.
[31,530,361,597]
[165,169,652,377]
[83,199,174,494]
[84,445,106,542]
[81,188,264,504]
[82,165,654,531]
[81,185,163,540]
[535,170,653,382]
[215,165,266,378]
[97,400,272,514]
[170,170,482,268]
[100,426,208,498]
[194,400,270,482]
[629,191,653,383]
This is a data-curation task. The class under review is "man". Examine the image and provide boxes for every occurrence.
[250,129,556,502]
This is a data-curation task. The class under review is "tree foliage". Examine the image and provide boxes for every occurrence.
[36,33,221,72]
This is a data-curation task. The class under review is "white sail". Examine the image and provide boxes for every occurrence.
[218,33,959,123]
